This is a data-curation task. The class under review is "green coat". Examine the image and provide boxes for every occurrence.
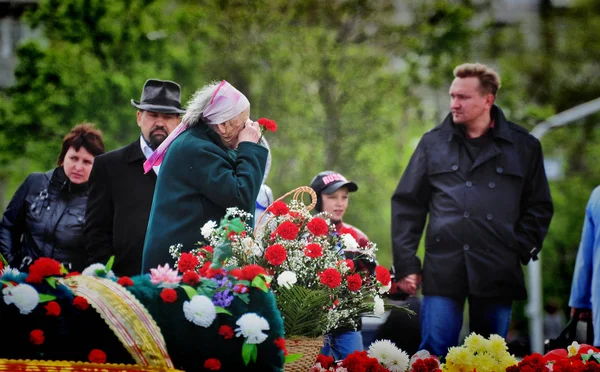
[141,123,268,273]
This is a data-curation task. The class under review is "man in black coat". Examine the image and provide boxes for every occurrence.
[85,79,185,276]
[391,63,553,357]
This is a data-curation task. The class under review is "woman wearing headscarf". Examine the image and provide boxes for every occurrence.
[141,80,268,273]
[0,124,105,272]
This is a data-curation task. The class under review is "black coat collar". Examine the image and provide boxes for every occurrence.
[439,105,514,144]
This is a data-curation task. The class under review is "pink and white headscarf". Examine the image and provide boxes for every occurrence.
[143,80,250,174]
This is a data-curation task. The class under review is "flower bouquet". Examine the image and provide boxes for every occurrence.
[312,339,411,371]
[172,187,393,338]
[441,333,517,372]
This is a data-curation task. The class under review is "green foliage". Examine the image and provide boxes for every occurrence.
[275,285,330,338]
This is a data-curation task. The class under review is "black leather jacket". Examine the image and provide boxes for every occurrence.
[0,167,89,271]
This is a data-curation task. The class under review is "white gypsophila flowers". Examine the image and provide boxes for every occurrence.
[341,233,359,252]
[3,283,39,315]
[81,263,116,279]
[235,313,270,344]
[183,295,217,327]
[201,220,218,239]
[277,271,297,289]
[374,295,385,316]
[368,339,410,372]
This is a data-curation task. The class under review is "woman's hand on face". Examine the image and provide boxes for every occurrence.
[238,120,260,144]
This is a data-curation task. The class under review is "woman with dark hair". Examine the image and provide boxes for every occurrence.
[0,123,105,272]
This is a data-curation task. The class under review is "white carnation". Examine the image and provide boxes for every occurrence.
[277,271,297,289]
[201,220,217,239]
[379,282,392,294]
[183,295,217,327]
[341,233,359,252]
[374,295,385,316]
[3,283,39,314]
[368,339,409,371]
[235,313,270,344]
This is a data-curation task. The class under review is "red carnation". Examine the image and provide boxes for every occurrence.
[73,296,89,310]
[375,266,391,286]
[275,221,299,240]
[344,259,355,271]
[88,349,107,363]
[238,265,267,281]
[304,243,323,258]
[160,288,178,303]
[257,117,277,132]
[65,271,81,278]
[26,257,63,283]
[342,350,383,372]
[227,231,238,241]
[218,325,234,339]
[199,262,225,278]
[177,252,199,273]
[268,201,290,216]
[319,268,342,289]
[117,276,134,287]
[273,337,288,356]
[347,274,362,291]
[307,217,329,236]
[339,226,359,241]
[203,246,214,254]
[30,329,44,345]
[265,244,287,266]
[316,354,335,369]
[204,358,222,370]
[182,271,200,286]
[45,301,61,317]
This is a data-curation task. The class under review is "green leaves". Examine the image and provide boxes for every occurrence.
[275,285,330,338]
[105,256,115,272]
[284,353,303,364]
[38,293,57,303]
[241,342,258,366]
[180,285,197,300]
[251,275,269,293]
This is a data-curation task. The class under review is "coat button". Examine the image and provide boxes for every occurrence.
[435,236,441,242]
[486,213,493,220]
[496,167,503,173]
[463,212,470,218]
[451,164,458,171]
[488,182,496,189]
[465,181,473,187]
[463,244,470,251]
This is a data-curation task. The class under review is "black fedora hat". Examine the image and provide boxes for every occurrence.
[131,79,186,114]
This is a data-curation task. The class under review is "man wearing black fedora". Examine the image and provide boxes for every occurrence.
[84,79,185,276]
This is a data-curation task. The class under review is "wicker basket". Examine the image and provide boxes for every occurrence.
[284,336,323,372]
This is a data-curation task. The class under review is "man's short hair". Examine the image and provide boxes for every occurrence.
[453,63,501,97]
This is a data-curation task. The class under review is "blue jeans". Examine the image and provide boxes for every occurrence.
[322,331,364,360]
[419,295,512,357]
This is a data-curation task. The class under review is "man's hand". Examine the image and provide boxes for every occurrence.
[394,274,421,296]
[571,307,592,321]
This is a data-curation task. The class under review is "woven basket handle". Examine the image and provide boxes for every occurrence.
[255,186,317,235]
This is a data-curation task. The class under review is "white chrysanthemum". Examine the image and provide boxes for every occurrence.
[201,220,217,239]
[183,295,217,327]
[277,271,297,289]
[373,295,385,316]
[235,313,270,344]
[0,266,20,277]
[82,263,116,279]
[341,234,359,252]
[368,339,410,372]
[241,237,263,257]
[3,283,39,314]
[379,282,392,294]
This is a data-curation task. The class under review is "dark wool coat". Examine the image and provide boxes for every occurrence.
[84,140,158,276]
[391,106,554,300]
[0,167,89,271]
[141,123,268,273]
